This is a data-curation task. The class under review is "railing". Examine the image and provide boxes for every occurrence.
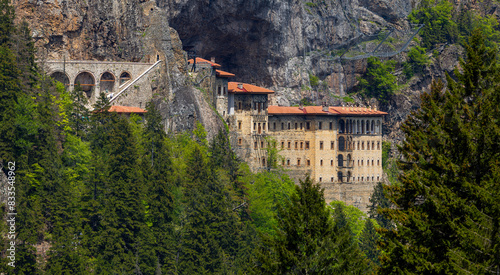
[109,60,162,104]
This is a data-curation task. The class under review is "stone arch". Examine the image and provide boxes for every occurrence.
[100,71,116,94]
[74,71,96,98]
[119,71,132,85]
[50,71,70,89]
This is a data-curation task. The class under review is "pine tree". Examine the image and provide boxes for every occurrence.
[380,29,500,274]
[359,219,381,267]
[255,176,369,274]
[368,182,392,230]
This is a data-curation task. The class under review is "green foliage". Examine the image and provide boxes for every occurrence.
[330,200,367,240]
[308,73,319,87]
[264,136,280,169]
[305,2,317,8]
[368,182,392,230]
[358,219,381,267]
[409,0,458,49]
[255,176,369,274]
[403,46,429,78]
[380,29,500,273]
[246,171,296,235]
[381,141,391,169]
[358,56,397,103]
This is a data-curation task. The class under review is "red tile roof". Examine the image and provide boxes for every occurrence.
[228,82,274,94]
[188,57,221,68]
[108,105,147,114]
[268,106,387,116]
[216,70,235,78]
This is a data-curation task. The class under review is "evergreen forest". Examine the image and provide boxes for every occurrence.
[0,0,500,274]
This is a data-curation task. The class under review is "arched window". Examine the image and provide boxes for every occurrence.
[339,119,345,133]
[338,171,343,183]
[75,72,95,99]
[371,120,375,133]
[347,154,351,166]
[100,72,115,94]
[347,171,351,182]
[338,154,344,167]
[50,71,69,90]
[119,71,132,85]
[338,136,345,151]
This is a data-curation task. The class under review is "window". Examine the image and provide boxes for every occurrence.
[362,142,365,150]
[258,102,262,113]
[261,141,264,148]
[263,123,266,131]
[281,123,284,130]
[331,160,333,166]
[372,160,374,166]
[288,142,291,149]
[338,154,343,167]
[300,123,303,129]
[358,160,360,166]
[367,142,370,150]
[331,141,334,149]
[338,137,345,151]
[273,122,276,130]
[253,123,256,131]
[295,123,298,129]
[331,177,334,182]
[238,102,242,110]
[319,177,322,182]
[288,123,291,129]
[357,141,360,150]
[297,159,301,166]
[361,177,364,182]
[282,159,285,166]
[262,158,266,166]
[300,142,303,149]
[253,103,256,110]
[295,141,298,149]
[377,160,380,166]
[367,160,370,166]
[377,176,380,181]
[281,141,284,149]
[319,122,322,129]
[372,141,375,150]
[305,141,310,149]
[377,142,380,150]
[329,122,333,130]
[320,141,324,150]
[238,121,242,130]
[238,138,242,145]
[254,142,257,149]
[306,122,310,130]
[218,86,221,95]
[361,160,364,166]
[287,159,290,166]
[307,159,311,166]
[320,160,323,166]
[372,176,374,181]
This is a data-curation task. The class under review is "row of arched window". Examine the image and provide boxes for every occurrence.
[338,119,381,134]
[50,71,132,98]
[338,137,380,151]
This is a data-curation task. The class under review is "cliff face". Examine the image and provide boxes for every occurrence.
[14,0,449,144]
[161,0,416,97]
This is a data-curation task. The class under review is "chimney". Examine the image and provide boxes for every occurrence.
[322,102,328,112]
[237,83,243,89]
[211,57,216,63]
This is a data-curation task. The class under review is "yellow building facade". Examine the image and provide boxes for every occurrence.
[188,57,387,211]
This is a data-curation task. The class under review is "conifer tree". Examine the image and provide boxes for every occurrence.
[380,29,500,274]
[359,219,381,267]
[368,182,392,230]
[255,176,368,274]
